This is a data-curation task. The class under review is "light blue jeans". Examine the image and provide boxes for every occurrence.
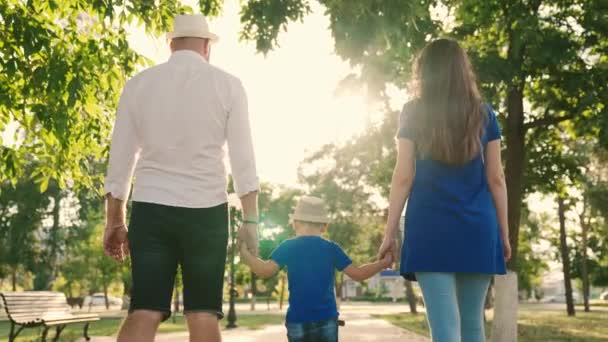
[416,272,492,342]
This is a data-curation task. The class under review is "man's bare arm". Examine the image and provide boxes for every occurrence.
[239,191,259,256]
[105,194,127,227]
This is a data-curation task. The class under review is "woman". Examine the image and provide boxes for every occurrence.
[379,38,510,342]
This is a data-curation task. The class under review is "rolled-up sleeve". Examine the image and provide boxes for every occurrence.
[104,82,140,200]
[226,80,259,196]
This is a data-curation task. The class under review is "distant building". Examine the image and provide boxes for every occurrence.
[341,211,410,301]
[342,270,408,302]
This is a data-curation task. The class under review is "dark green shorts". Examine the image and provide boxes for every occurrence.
[128,201,228,320]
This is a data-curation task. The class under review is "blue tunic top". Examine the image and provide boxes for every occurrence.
[398,102,507,280]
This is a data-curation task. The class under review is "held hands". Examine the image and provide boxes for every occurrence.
[380,253,393,268]
[377,236,399,268]
[103,223,129,262]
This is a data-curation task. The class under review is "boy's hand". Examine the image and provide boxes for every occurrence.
[381,254,393,268]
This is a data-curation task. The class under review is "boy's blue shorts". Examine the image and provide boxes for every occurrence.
[286,318,338,342]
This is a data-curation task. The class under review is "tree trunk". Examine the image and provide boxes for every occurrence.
[11,267,17,291]
[491,272,519,342]
[279,274,286,310]
[405,280,418,314]
[122,277,131,310]
[103,283,110,310]
[579,200,591,312]
[32,191,62,291]
[493,86,525,342]
[558,196,575,316]
[485,280,494,310]
[504,87,526,271]
[173,285,180,323]
[250,273,257,311]
[335,273,344,301]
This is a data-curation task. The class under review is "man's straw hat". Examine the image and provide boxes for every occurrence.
[167,14,219,43]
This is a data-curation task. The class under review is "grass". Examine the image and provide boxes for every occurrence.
[0,314,284,342]
[374,307,608,342]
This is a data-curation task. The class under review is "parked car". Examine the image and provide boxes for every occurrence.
[540,292,581,304]
[83,293,123,307]
[600,291,608,301]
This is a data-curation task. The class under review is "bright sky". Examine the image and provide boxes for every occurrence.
[128,0,402,187]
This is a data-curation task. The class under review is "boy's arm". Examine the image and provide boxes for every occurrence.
[240,243,280,279]
[343,255,392,282]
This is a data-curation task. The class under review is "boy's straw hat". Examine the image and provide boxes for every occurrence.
[290,196,330,224]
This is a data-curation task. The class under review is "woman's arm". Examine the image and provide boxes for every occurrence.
[379,139,416,260]
[239,242,280,278]
[485,140,511,260]
[343,255,392,282]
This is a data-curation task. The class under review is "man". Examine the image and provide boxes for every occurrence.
[103,14,259,342]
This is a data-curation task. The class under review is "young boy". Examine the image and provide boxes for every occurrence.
[239,196,392,342]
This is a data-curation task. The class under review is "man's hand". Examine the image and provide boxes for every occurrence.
[104,223,129,262]
[238,222,259,257]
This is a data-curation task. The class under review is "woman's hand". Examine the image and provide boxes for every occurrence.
[503,238,512,262]
[378,236,398,267]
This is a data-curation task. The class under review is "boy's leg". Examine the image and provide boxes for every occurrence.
[455,273,492,342]
[286,322,306,342]
[416,272,460,342]
[313,319,339,342]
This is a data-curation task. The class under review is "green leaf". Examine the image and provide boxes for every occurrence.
[39,176,49,193]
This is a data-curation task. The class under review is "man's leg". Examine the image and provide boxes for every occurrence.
[186,312,222,342]
[178,203,229,342]
[117,310,163,342]
[121,202,178,342]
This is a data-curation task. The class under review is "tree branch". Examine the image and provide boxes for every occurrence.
[523,111,576,130]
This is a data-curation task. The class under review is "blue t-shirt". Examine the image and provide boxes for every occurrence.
[398,101,507,280]
[271,236,352,323]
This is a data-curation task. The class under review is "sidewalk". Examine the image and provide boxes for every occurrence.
[89,315,427,342]
[84,302,429,341]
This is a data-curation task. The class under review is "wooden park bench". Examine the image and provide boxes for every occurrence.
[1,291,100,342]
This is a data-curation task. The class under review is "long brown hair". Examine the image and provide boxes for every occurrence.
[408,38,486,165]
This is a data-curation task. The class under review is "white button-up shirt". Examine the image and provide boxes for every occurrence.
[104,50,259,208]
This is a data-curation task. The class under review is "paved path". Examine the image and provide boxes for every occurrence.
[89,316,427,342]
[87,303,428,342]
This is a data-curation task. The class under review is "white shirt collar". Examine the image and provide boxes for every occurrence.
[169,50,208,64]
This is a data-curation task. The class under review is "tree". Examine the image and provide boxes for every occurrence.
[239,0,608,271]
[571,145,608,311]
[59,189,122,309]
[557,195,576,316]
[0,0,224,191]
[240,3,607,338]
[0,166,50,290]
[517,207,548,300]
